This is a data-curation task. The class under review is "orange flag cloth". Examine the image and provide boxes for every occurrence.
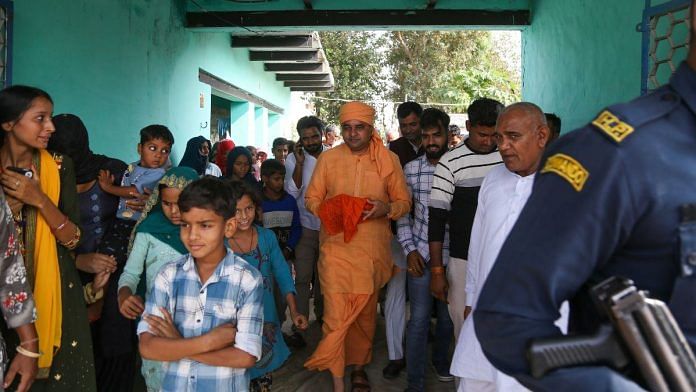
[318,194,373,242]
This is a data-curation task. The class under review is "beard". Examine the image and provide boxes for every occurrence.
[425,145,447,160]
[304,143,322,154]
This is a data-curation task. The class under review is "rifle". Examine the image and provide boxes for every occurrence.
[527,276,696,392]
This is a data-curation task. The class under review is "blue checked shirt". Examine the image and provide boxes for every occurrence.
[397,155,450,265]
[137,249,264,392]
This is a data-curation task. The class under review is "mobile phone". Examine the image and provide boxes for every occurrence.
[6,166,33,179]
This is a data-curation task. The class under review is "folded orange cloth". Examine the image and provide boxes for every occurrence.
[318,194,373,242]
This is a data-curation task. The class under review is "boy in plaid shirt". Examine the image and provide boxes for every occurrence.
[138,177,264,391]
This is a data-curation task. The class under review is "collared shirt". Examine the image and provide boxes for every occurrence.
[388,136,424,168]
[451,165,536,387]
[137,250,264,392]
[285,148,323,231]
[396,155,450,265]
[305,143,411,294]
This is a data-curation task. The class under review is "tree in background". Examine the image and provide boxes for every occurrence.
[314,32,388,124]
[312,31,520,136]
[387,31,520,112]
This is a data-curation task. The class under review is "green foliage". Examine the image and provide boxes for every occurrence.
[315,32,388,124]
[387,31,520,111]
[315,31,520,125]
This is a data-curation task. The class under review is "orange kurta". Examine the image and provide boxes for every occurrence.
[305,142,411,295]
[304,140,411,376]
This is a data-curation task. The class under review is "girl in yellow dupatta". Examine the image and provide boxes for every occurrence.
[0,86,98,391]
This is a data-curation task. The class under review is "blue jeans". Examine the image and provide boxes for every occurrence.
[406,268,454,391]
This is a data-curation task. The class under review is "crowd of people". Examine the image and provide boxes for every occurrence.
[0,82,562,392]
[0,37,693,392]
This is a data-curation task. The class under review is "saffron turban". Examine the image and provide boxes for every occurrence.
[339,101,375,126]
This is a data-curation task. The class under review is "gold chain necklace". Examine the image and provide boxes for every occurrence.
[231,227,256,254]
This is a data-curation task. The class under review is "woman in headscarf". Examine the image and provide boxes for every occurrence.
[0,86,97,390]
[225,146,259,186]
[49,114,124,280]
[48,114,137,390]
[178,136,221,177]
[117,166,198,392]
[214,139,235,176]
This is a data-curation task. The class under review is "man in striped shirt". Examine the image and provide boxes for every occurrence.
[428,98,504,360]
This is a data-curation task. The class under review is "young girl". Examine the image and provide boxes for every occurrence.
[227,181,308,391]
[116,166,198,391]
[226,147,259,186]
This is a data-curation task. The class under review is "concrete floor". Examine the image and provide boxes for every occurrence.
[274,301,457,392]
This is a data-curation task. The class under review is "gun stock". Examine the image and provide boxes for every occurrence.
[528,324,629,378]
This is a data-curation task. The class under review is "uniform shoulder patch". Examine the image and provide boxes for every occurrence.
[591,110,634,143]
[541,153,589,192]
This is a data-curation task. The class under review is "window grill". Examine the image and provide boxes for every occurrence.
[641,0,691,94]
[0,0,11,88]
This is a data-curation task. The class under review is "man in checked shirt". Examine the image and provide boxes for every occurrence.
[396,108,455,391]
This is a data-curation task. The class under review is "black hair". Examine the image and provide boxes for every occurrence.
[140,124,174,145]
[179,177,239,220]
[545,113,562,135]
[420,108,450,132]
[226,179,263,225]
[272,137,289,149]
[0,85,53,146]
[0,85,53,124]
[467,98,504,127]
[396,101,423,119]
[296,116,325,135]
[260,159,286,178]
[210,141,219,161]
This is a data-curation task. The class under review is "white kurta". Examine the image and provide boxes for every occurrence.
[451,165,569,391]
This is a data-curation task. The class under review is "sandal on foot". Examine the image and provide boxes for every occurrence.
[350,369,371,392]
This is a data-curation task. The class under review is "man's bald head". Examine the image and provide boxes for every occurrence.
[498,102,548,128]
[495,102,550,177]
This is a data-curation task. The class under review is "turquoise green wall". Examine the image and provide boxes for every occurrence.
[231,101,252,147]
[522,0,645,132]
[13,0,291,163]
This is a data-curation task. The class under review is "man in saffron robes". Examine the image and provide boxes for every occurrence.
[304,101,411,392]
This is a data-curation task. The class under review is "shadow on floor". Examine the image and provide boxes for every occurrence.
[274,300,456,392]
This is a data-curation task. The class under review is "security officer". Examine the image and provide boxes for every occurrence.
[473,4,696,390]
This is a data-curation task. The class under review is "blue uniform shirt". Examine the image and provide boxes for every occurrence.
[474,62,696,391]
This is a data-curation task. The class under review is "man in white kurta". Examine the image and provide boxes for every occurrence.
[451,102,568,392]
